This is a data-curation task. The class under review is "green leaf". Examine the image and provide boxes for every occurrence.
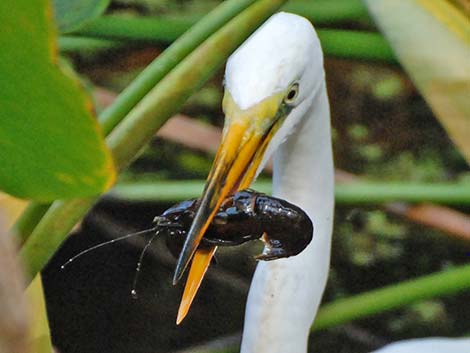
[365,0,470,162]
[53,0,110,33]
[0,0,115,201]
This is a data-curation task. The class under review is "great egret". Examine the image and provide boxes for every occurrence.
[172,11,334,348]
[171,11,468,353]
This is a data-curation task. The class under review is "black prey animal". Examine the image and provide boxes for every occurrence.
[158,189,313,261]
[61,189,313,296]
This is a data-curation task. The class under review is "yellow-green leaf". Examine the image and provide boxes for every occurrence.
[365,0,470,161]
[0,0,115,201]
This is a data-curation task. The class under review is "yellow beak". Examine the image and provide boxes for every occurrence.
[174,90,287,324]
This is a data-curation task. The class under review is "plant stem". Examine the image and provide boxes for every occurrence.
[283,0,367,24]
[65,11,395,64]
[19,0,289,282]
[313,264,470,331]
[318,29,396,63]
[109,180,470,205]
[72,0,367,42]
[60,29,396,64]
[20,198,97,282]
[75,16,196,44]
[58,36,124,52]
[336,182,470,205]
[12,203,50,246]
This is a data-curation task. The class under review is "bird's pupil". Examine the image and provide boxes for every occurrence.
[287,88,297,101]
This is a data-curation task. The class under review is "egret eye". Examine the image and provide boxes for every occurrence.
[284,83,299,104]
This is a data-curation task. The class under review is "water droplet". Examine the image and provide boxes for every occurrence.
[131,289,138,299]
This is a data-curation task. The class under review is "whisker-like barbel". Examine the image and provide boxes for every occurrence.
[60,227,157,270]
[131,231,160,299]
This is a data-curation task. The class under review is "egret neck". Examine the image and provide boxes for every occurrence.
[241,84,334,353]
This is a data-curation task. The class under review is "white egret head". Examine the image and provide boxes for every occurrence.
[224,12,325,167]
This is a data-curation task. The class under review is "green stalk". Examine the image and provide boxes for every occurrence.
[313,264,470,330]
[336,182,470,205]
[73,0,367,42]
[74,16,196,44]
[20,198,97,281]
[58,36,123,52]
[283,0,367,24]
[111,180,263,202]
[14,0,259,245]
[109,180,470,205]
[12,203,50,246]
[317,29,396,63]
[19,0,289,282]
[60,29,396,64]
[65,13,395,64]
